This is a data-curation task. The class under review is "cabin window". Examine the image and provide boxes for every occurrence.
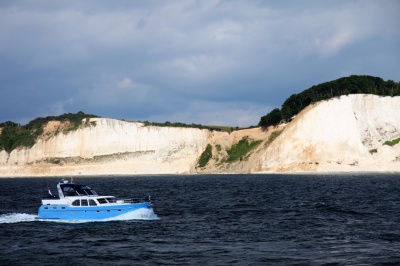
[97,198,108,204]
[81,199,88,206]
[106,197,116,203]
[63,186,77,196]
[89,200,97,206]
[72,200,80,206]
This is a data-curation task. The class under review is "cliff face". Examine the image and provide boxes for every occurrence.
[0,119,210,176]
[1,94,400,176]
[259,94,400,172]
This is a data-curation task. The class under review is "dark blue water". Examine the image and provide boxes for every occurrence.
[1,174,400,265]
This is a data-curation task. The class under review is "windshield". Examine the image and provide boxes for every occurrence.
[76,185,97,196]
[61,184,98,197]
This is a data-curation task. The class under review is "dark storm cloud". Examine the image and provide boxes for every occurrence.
[0,0,399,126]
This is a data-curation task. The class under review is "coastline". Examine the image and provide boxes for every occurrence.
[1,169,399,178]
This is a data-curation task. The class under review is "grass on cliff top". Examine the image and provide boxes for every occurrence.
[142,121,245,133]
[206,126,244,133]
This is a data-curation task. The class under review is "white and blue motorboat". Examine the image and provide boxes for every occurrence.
[37,179,153,221]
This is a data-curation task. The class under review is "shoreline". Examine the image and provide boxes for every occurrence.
[1,170,399,178]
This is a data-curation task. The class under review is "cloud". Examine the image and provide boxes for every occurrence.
[118,78,135,89]
[51,98,75,116]
[0,0,399,126]
[145,99,272,127]
[116,77,148,90]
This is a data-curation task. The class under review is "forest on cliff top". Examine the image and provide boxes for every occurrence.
[259,75,400,127]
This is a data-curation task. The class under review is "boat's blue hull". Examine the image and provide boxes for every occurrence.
[37,202,152,220]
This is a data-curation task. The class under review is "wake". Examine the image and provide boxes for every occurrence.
[103,208,159,221]
[0,213,37,224]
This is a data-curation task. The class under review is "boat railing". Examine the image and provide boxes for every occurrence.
[119,196,151,204]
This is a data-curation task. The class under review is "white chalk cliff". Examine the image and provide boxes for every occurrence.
[0,119,210,176]
[259,94,400,172]
[0,94,399,176]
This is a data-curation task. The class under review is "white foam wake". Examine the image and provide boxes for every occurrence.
[103,208,159,221]
[0,213,37,224]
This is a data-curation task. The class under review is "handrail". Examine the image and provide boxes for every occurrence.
[119,196,151,204]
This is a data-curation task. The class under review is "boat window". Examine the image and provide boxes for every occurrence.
[97,198,108,204]
[75,185,98,196]
[60,184,98,197]
[72,200,80,206]
[62,186,77,196]
[81,199,88,206]
[89,200,97,206]
[106,197,116,203]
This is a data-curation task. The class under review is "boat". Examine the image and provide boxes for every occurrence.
[37,178,153,220]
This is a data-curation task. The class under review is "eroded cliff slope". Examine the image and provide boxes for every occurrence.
[259,94,400,172]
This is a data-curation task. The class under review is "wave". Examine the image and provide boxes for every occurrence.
[102,208,159,221]
[313,202,373,216]
[0,208,159,224]
[0,213,37,223]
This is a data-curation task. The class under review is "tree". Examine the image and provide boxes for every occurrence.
[258,75,400,127]
[259,108,282,127]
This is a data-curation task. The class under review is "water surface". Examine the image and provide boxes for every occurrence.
[1,174,400,265]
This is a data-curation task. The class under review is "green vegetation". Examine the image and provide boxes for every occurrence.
[226,136,261,162]
[24,111,98,131]
[207,125,241,133]
[265,130,282,146]
[0,126,36,153]
[259,108,282,129]
[144,121,206,129]
[0,111,98,153]
[384,137,400,147]
[143,121,241,133]
[259,75,400,127]
[197,144,213,168]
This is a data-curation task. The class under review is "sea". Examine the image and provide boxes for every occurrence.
[1,174,400,265]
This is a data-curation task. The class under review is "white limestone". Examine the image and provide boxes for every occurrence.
[0,119,210,175]
[260,94,400,172]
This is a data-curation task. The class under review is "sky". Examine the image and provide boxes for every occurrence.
[0,0,399,127]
